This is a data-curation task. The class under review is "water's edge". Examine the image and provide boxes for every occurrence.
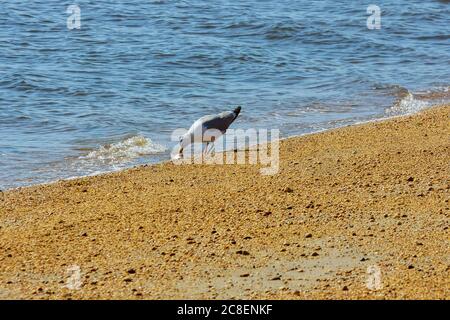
[4,101,446,193]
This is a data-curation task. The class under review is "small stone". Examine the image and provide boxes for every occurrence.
[240,273,250,278]
[408,265,414,269]
[407,177,414,182]
[127,269,136,274]
[311,252,319,257]
[236,250,250,256]
[305,233,313,238]
[271,276,281,281]
[342,286,349,291]
[283,187,294,193]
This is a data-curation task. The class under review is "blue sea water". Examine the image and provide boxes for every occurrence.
[0,0,449,189]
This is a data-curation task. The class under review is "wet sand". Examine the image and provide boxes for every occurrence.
[0,105,449,299]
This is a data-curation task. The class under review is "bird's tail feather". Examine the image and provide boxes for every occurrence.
[233,106,241,118]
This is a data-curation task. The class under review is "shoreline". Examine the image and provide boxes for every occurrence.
[0,104,449,299]
[2,101,441,193]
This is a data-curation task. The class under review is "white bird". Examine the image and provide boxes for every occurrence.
[178,106,241,158]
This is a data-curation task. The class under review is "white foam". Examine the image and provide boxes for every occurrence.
[385,92,429,116]
[82,135,166,163]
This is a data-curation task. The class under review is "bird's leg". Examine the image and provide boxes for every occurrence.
[203,142,209,156]
[207,136,216,155]
[208,142,215,155]
[205,143,212,155]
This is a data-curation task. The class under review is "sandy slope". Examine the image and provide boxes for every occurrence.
[0,105,449,299]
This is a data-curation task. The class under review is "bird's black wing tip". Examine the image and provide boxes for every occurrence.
[234,106,242,115]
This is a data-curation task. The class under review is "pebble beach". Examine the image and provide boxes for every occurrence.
[0,104,449,299]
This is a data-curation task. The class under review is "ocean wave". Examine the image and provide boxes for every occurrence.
[414,86,450,100]
[373,84,410,98]
[81,135,166,163]
[415,34,450,41]
[385,91,430,116]
[224,20,264,30]
[264,22,301,40]
[2,77,68,94]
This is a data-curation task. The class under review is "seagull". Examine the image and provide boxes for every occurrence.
[178,106,241,158]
